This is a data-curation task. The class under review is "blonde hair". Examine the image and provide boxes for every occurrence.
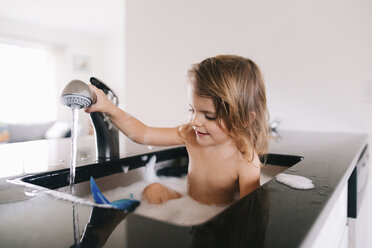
[188,55,270,161]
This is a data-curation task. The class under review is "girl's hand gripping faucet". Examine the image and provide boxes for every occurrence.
[85,85,115,114]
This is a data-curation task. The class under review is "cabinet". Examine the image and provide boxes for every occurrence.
[310,184,348,248]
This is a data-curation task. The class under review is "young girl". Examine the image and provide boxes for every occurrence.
[85,55,270,205]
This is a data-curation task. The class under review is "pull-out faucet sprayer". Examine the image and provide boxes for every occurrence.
[60,79,96,109]
[61,78,119,161]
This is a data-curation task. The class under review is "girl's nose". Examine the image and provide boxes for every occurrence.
[190,113,202,127]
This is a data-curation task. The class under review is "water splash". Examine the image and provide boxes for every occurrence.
[317,190,326,196]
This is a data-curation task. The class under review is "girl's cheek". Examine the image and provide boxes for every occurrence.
[209,124,223,134]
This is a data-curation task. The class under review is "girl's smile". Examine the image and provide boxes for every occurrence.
[196,130,208,136]
[194,128,209,137]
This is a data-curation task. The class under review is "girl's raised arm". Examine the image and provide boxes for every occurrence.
[85,85,185,147]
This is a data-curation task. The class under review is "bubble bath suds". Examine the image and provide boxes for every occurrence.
[92,175,226,226]
[85,155,226,226]
[276,173,314,189]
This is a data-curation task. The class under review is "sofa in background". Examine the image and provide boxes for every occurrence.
[0,122,73,144]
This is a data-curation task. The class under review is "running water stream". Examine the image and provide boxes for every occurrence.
[70,108,79,192]
[70,107,80,246]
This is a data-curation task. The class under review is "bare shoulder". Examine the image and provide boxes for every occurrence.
[237,154,261,198]
[237,157,261,177]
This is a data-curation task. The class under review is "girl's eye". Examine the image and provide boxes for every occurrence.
[188,108,195,113]
[205,115,216,121]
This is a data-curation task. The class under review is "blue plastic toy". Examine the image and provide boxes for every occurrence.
[90,177,140,212]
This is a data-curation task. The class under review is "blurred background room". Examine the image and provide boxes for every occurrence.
[0,0,371,246]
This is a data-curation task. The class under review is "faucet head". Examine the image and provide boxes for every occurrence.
[61,80,96,109]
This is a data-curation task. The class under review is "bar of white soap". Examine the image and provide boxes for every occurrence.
[276,173,314,189]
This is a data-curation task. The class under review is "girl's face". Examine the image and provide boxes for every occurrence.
[188,86,230,147]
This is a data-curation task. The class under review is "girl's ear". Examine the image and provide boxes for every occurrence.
[244,112,256,127]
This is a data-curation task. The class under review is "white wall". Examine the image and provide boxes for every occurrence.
[0,17,125,131]
[125,0,372,246]
[125,0,372,131]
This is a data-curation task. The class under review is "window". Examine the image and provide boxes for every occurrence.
[0,38,57,123]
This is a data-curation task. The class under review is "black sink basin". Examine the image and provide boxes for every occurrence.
[17,146,304,247]
[20,146,303,191]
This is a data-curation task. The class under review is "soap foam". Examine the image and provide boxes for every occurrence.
[144,155,158,183]
[276,173,314,189]
[86,175,227,226]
